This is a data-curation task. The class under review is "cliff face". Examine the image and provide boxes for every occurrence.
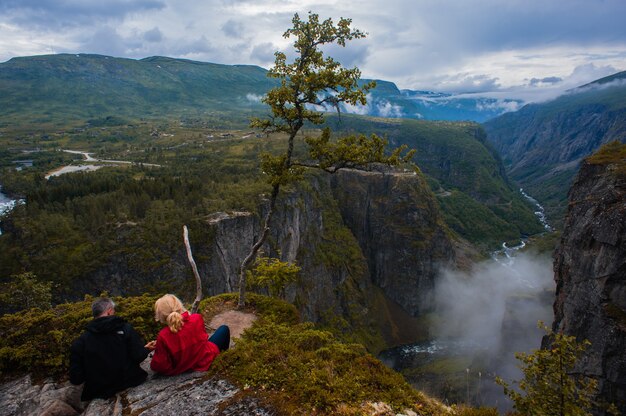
[200,170,455,349]
[82,169,454,350]
[552,144,626,413]
[330,169,454,316]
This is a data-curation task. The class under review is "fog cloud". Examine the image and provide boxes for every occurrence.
[434,252,554,353]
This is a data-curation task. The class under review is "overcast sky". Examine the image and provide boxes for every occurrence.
[1,0,625,102]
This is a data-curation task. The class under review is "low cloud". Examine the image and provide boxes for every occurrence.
[376,100,403,117]
[245,93,263,102]
[474,98,521,113]
[434,252,554,352]
[529,76,562,86]
[432,73,502,94]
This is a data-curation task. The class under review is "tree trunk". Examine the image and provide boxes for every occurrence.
[237,184,280,308]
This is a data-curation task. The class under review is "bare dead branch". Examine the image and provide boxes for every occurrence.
[183,225,203,314]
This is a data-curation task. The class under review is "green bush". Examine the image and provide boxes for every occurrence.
[211,318,444,415]
[0,293,160,378]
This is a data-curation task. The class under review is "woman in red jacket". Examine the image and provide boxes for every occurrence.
[147,294,230,376]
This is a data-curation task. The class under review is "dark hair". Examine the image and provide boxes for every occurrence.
[92,298,115,318]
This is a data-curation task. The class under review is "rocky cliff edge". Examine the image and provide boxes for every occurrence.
[552,142,626,413]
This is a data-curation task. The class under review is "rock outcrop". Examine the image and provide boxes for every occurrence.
[0,366,275,416]
[200,170,455,348]
[330,169,454,316]
[551,144,626,414]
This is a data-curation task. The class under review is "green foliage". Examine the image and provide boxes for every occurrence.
[246,256,300,299]
[437,190,524,248]
[212,319,444,415]
[324,116,544,248]
[259,152,304,186]
[0,54,276,127]
[496,322,597,416]
[0,294,160,377]
[305,127,415,173]
[250,12,373,134]
[587,141,626,176]
[200,292,300,326]
[0,272,52,312]
[452,406,499,416]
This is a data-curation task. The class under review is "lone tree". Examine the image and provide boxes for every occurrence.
[238,12,414,307]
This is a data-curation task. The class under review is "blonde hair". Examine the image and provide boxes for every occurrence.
[154,294,186,333]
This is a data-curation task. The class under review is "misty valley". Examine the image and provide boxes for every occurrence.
[0,47,624,415]
[0,119,591,412]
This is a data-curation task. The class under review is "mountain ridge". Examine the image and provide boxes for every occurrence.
[1,53,520,125]
[483,70,626,226]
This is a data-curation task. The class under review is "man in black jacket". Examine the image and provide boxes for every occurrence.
[69,298,150,401]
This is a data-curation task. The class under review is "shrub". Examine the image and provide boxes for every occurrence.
[211,317,444,415]
[496,322,597,416]
[0,293,160,378]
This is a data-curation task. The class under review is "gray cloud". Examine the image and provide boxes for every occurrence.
[321,42,370,69]
[0,0,165,28]
[529,76,563,86]
[0,0,625,103]
[221,19,245,38]
[249,42,275,65]
[430,74,502,94]
[143,27,163,43]
[81,26,133,57]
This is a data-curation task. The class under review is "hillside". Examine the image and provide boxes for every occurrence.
[0,293,455,415]
[0,53,517,126]
[326,115,544,247]
[483,71,626,226]
[0,54,276,127]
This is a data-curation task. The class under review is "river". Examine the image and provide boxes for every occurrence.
[0,186,21,235]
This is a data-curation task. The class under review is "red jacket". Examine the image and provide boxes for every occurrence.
[150,312,220,375]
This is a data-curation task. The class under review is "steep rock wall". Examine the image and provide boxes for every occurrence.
[77,170,455,350]
[330,169,454,316]
[203,170,455,348]
[552,149,626,413]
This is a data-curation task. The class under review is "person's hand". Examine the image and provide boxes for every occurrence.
[145,340,157,350]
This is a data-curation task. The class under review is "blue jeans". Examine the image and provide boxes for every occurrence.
[208,325,230,352]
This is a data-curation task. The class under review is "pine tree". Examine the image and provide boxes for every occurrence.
[497,322,597,416]
[237,12,414,307]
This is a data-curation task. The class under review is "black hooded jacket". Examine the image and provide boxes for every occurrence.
[69,316,149,400]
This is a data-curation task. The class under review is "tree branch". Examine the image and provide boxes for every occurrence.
[183,225,203,314]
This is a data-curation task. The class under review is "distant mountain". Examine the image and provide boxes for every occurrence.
[483,71,626,226]
[0,54,277,127]
[0,53,517,127]
[360,81,521,122]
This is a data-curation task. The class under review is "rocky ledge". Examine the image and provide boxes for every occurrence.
[552,143,626,414]
[0,367,275,416]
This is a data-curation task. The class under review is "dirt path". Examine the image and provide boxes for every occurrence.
[207,310,257,340]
